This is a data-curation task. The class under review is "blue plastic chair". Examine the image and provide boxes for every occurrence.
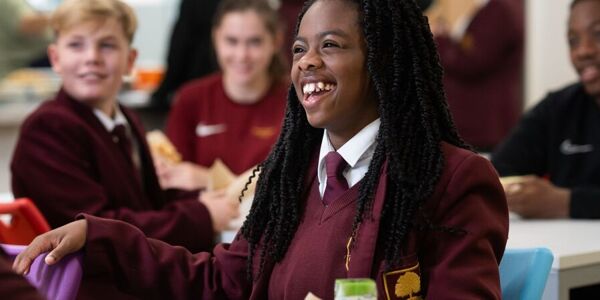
[500,247,554,300]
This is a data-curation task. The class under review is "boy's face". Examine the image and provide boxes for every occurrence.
[49,18,137,109]
[569,0,600,103]
[291,0,378,146]
[213,10,278,88]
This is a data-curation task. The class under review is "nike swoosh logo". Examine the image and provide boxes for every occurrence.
[196,123,226,137]
[560,139,593,155]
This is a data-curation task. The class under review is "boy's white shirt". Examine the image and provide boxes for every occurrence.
[93,105,128,132]
[318,118,381,197]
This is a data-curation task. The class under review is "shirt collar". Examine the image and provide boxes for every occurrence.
[318,118,380,183]
[93,106,128,132]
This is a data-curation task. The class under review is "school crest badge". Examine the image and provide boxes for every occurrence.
[382,263,423,300]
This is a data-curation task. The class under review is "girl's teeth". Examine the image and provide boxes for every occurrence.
[303,82,336,95]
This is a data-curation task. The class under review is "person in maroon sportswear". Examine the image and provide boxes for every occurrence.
[14,0,508,299]
[156,0,288,191]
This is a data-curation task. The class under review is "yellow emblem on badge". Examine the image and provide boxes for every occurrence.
[383,262,422,300]
[395,271,422,299]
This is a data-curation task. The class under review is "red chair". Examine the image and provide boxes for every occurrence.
[0,198,50,244]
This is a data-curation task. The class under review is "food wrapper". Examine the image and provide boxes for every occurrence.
[207,160,259,230]
[146,130,182,163]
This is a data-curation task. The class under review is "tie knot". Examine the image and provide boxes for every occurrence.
[325,151,347,179]
[111,124,128,141]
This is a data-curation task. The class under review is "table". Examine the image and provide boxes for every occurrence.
[508,219,600,299]
[0,68,60,126]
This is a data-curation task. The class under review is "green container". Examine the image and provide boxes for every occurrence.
[334,278,377,299]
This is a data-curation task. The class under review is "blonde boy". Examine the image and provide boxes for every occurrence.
[48,0,137,116]
[11,0,238,271]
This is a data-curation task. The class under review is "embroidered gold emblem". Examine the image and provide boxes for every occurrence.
[395,272,422,299]
[382,263,422,300]
[251,126,276,139]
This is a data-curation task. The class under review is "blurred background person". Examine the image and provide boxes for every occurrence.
[11,0,238,257]
[492,0,600,221]
[147,0,299,131]
[155,0,288,192]
[492,1,599,295]
[0,0,52,78]
[150,0,220,110]
[428,0,524,151]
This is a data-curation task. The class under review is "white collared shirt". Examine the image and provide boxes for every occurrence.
[93,106,141,169]
[318,118,380,197]
[93,106,128,132]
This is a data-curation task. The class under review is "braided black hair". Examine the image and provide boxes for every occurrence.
[240,0,466,280]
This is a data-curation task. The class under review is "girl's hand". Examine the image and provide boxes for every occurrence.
[13,220,87,275]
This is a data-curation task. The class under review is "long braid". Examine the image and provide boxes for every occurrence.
[241,0,468,280]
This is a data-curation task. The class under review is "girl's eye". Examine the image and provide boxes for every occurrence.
[323,41,338,48]
[248,38,263,47]
[292,46,305,54]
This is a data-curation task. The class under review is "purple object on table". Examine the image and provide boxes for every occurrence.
[1,243,83,300]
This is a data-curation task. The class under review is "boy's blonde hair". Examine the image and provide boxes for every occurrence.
[50,0,137,43]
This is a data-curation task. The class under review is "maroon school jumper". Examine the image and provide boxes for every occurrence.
[78,142,508,299]
[166,73,287,174]
[268,173,361,298]
[11,88,214,253]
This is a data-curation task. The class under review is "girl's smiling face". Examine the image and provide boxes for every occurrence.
[291,0,379,148]
[213,10,277,88]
